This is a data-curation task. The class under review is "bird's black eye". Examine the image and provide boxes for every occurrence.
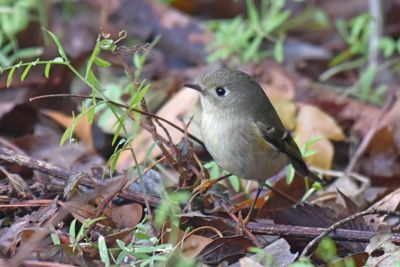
[215,87,228,97]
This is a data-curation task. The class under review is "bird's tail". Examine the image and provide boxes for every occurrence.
[304,169,325,184]
[290,158,325,184]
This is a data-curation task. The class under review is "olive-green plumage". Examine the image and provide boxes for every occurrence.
[186,68,321,184]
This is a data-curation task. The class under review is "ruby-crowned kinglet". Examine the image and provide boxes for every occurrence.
[184,69,322,221]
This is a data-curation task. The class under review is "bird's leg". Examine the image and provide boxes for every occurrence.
[242,183,264,225]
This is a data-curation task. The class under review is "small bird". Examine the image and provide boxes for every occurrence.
[184,68,322,223]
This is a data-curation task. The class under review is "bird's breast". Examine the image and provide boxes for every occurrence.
[200,110,288,181]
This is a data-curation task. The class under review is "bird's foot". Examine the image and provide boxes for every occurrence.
[235,211,253,236]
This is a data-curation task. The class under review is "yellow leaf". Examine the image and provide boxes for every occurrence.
[295,104,345,141]
[295,104,345,169]
[306,137,334,169]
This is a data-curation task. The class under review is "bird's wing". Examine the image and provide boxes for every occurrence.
[255,122,323,183]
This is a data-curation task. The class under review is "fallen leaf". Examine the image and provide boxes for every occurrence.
[361,127,400,177]
[382,94,400,152]
[296,104,345,141]
[109,202,143,228]
[182,234,213,258]
[41,109,94,151]
[198,235,255,265]
[0,220,29,256]
[365,234,400,266]
[364,188,400,232]
[295,104,345,169]
[233,238,297,267]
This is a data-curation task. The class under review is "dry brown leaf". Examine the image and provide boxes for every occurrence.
[109,203,143,228]
[365,234,400,266]
[182,234,213,258]
[40,109,94,151]
[365,188,400,231]
[238,239,297,267]
[382,96,400,152]
[117,88,199,170]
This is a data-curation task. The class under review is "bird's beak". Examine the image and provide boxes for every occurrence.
[184,83,203,93]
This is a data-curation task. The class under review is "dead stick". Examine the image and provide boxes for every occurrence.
[0,147,161,207]
[300,209,400,258]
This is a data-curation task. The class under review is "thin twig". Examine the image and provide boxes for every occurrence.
[220,202,262,247]
[300,209,400,258]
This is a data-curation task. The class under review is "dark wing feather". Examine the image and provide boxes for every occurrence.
[256,122,323,183]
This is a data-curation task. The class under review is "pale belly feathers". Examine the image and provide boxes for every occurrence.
[201,110,289,181]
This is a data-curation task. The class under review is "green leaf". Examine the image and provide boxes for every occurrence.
[316,237,337,262]
[266,10,291,34]
[228,175,241,192]
[85,42,101,79]
[130,83,150,108]
[286,164,295,184]
[50,233,61,245]
[100,39,117,52]
[86,69,101,90]
[21,64,33,81]
[154,202,169,228]
[60,124,73,145]
[87,103,95,125]
[359,65,376,100]
[274,37,284,63]
[53,57,64,63]
[396,38,400,55]
[43,28,68,60]
[134,246,158,254]
[44,61,51,78]
[9,47,43,63]
[378,36,396,58]
[98,235,110,267]
[133,54,145,70]
[349,15,369,44]
[242,35,263,62]
[69,219,77,243]
[329,49,354,67]
[301,187,315,202]
[335,19,349,42]
[94,56,111,68]
[303,149,317,158]
[246,0,259,25]
[169,191,190,203]
[6,66,16,87]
